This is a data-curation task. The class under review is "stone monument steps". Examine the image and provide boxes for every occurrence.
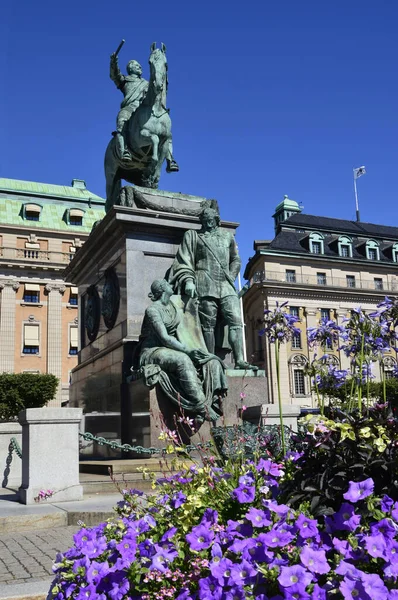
[79,457,195,476]
[79,471,154,495]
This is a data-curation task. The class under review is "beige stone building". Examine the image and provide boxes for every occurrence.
[0,178,105,406]
[242,196,398,407]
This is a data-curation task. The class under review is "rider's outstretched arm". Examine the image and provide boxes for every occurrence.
[110,53,125,90]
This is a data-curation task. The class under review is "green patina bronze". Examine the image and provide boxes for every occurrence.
[134,280,227,427]
[170,207,258,371]
[104,42,179,210]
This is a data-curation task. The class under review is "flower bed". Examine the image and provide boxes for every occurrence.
[50,453,398,599]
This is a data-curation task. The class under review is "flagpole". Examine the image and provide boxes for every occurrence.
[238,273,247,361]
[353,170,360,222]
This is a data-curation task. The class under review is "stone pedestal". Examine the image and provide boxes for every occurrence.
[243,404,301,431]
[18,408,83,504]
[65,188,239,458]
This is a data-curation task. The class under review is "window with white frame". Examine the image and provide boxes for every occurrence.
[374,278,383,291]
[294,370,306,395]
[69,287,78,306]
[23,324,40,354]
[320,308,330,321]
[309,232,324,255]
[346,275,356,288]
[338,236,353,258]
[23,283,40,303]
[366,240,380,261]
[289,354,309,397]
[69,326,79,355]
[290,306,299,317]
[291,332,302,349]
[383,356,396,379]
[286,269,296,283]
[393,243,398,263]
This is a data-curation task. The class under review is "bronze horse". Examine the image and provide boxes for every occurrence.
[104,43,178,211]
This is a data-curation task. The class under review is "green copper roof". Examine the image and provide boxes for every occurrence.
[0,178,105,233]
[274,195,300,213]
[0,178,105,203]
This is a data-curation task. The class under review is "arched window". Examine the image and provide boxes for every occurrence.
[338,236,353,258]
[366,239,380,261]
[309,232,324,255]
[289,354,309,397]
[382,356,396,379]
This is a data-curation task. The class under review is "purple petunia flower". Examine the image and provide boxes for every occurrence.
[278,565,312,588]
[229,559,257,586]
[283,583,311,600]
[201,508,219,526]
[256,458,284,477]
[343,478,374,503]
[170,491,186,508]
[245,507,272,528]
[198,576,223,600]
[361,572,389,600]
[299,547,330,574]
[339,577,368,600]
[296,514,319,538]
[186,524,214,551]
[232,484,256,503]
[381,495,394,513]
[329,503,361,532]
[260,528,295,548]
[210,557,235,585]
[364,534,387,558]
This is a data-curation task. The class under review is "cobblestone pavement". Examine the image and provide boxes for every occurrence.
[0,526,78,585]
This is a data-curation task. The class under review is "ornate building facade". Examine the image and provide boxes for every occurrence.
[0,178,105,406]
[243,196,398,407]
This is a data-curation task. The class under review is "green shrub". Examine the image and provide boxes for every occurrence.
[0,373,58,421]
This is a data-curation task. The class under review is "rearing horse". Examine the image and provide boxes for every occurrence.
[104,43,178,212]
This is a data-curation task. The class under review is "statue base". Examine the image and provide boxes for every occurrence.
[65,191,240,458]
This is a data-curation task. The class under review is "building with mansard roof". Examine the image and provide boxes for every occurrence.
[0,177,105,406]
[242,195,398,407]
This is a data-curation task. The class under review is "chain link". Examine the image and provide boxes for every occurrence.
[10,437,22,459]
[79,431,212,455]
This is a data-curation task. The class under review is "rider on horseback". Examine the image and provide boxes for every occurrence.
[110,53,149,161]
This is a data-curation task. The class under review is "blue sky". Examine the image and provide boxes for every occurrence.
[1,0,398,274]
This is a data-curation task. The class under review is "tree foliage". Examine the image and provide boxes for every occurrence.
[0,373,58,421]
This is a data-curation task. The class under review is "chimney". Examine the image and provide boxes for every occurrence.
[71,179,86,190]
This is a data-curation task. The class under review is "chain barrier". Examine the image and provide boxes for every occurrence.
[79,431,212,455]
[10,437,22,459]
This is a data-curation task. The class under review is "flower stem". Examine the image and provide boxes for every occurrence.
[275,340,286,456]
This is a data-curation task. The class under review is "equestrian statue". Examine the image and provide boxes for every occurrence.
[104,40,179,211]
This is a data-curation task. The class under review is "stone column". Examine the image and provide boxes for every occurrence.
[18,408,83,504]
[45,283,65,407]
[0,280,20,372]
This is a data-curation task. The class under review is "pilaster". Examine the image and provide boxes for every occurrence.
[0,280,20,372]
[45,283,65,406]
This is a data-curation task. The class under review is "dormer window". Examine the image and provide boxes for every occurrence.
[338,236,353,258]
[366,240,379,261]
[309,232,324,255]
[64,208,85,226]
[24,204,42,221]
[393,243,398,263]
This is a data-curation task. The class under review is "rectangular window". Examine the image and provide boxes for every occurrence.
[294,370,305,395]
[23,324,39,354]
[286,269,296,283]
[340,245,350,257]
[69,209,84,226]
[317,272,327,285]
[69,326,79,355]
[292,332,302,349]
[290,306,299,317]
[346,275,356,288]
[374,278,383,290]
[23,283,40,303]
[69,287,78,306]
[24,204,41,221]
[320,308,330,321]
[368,248,378,260]
[312,241,322,254]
